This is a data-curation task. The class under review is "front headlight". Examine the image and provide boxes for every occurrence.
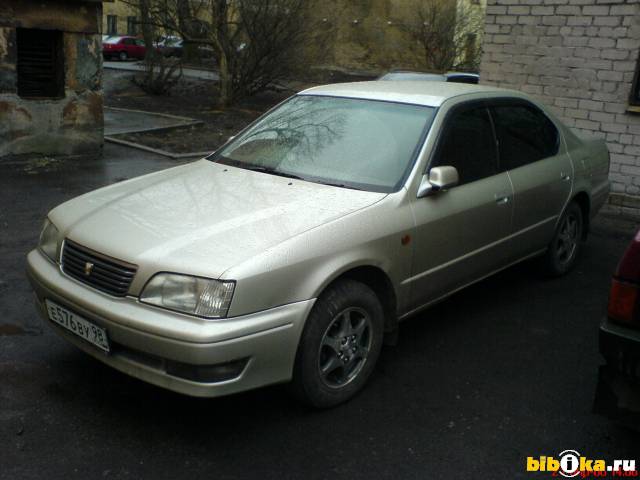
[38,218,60,262]
[140,273,235,319]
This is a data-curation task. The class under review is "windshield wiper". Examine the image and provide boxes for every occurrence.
[316,181,363,191]
[243,166,363,190]
[246,165,304,180]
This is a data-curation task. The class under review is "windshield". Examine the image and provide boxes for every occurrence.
[209,95,435,192]
[104,37,123,44]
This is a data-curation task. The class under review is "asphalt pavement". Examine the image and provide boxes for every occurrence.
[0,145,638,479]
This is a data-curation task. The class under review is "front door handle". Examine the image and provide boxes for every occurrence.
[560,172,571,182]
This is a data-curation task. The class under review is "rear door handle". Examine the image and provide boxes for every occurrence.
[560,172,571,182]
[494,194,510,205]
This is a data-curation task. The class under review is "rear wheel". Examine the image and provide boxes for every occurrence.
[542,201,584,276]
[290,279,384,408]
[118,51,128,61]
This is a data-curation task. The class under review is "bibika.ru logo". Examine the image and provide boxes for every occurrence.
[526,450,637,477]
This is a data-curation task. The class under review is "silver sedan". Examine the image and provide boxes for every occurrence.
[27,81,610,407]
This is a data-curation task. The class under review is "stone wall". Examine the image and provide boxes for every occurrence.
[0,0,104,157]
[480,0,640,216]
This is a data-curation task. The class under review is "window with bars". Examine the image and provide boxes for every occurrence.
[16,28,65,99]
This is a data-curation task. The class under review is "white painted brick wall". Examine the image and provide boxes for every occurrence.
[480,0,640,209]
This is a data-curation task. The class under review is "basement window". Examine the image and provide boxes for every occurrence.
[629,50,640,110]
[16,29,65,99]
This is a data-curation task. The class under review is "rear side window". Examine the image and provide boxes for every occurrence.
[432,106,498,185]
[491,103,559,171]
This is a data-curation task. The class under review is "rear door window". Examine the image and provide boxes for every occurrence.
[490,102,559,171]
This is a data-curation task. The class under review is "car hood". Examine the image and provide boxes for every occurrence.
[51,159,386,280]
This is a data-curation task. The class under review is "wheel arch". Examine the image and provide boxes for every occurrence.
[320,265,399,341]
[571,190,591,239]
[318,264,398,343]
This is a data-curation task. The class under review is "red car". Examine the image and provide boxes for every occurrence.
[595,228,640,429]
[102,36,146,61]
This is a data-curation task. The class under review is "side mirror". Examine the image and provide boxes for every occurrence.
[417,166,459,198]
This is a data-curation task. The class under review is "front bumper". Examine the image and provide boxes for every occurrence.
[594,317,640,429]
[26,249,315,397]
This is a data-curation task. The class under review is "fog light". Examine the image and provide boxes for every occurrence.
[165,358,249,383]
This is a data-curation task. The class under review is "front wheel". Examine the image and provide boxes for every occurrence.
[542,201,584,276]
[290,279,384,408]
[118,51,128,61]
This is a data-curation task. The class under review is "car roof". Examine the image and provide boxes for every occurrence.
[446,72,480,78]
[104,36,139,43]
[300,81,508,108]
[378,72,446,81]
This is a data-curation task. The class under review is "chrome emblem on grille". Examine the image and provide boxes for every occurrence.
[84,262,94,276]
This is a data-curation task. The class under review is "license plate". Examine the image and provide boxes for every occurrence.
[45,299,110,353]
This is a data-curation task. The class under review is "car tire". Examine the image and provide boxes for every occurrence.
[119,51,128,61]
[542,201,584,277]
[290,279,384,409]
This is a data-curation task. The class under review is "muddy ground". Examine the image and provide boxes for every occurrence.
[103,67,375,153]
[104,69,293,153]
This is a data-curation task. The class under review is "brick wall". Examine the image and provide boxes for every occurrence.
[480,0,640,216]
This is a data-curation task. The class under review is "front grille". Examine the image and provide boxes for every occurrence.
[61,240,137,297]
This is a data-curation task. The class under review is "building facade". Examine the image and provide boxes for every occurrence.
[103,0,139,36]
[0,0,104,157]
[480,0,640,216]
[102,0,486,74]
[309,0,487,74]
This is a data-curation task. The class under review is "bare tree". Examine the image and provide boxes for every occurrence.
[126,0,329,106]
[123,0,183,95]
[210,0,329,106]
[405,0,484,73]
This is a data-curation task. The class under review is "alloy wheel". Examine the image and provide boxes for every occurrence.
[555,212,579,268]
[318,307,372,389]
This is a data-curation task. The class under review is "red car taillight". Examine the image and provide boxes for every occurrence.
[608,279,638,324]
[608,230,640,327]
